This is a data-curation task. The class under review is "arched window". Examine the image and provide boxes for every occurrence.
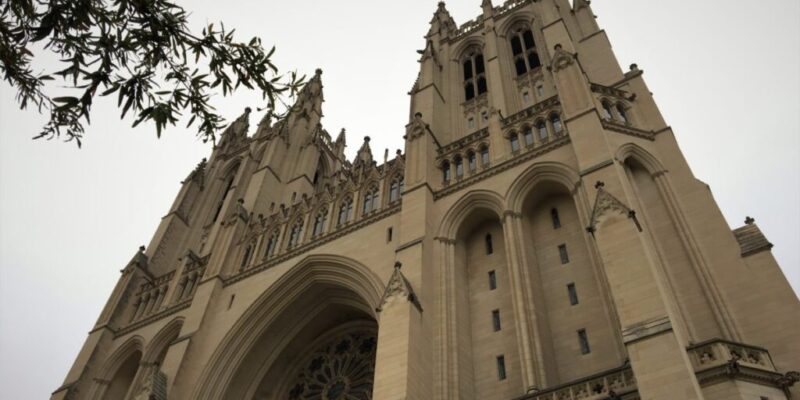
[616,103,628,123]
[312,209,327,237]
[536,120,548,140]
[442,161,451,182]
[212,173,236,223]
[288,220,303,248]
[467,151,477,172]
[510,26,541,76]
[454,156,464,178]
[389,176,404,203]
[480,145,490,166]
[485,233,494,255]
[338,196,353,226]
[523,126,534,146]
[264,231,278,259]
[362,186,379,214]
[509,133,520,152]
[601,100,613,120]
[550,114,563,134]
[240,241,254,270]
[463,50,487,101]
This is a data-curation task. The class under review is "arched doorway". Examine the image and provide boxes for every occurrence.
[192,255,383,400]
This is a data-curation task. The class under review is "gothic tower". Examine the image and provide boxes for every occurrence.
[53,1,799,400]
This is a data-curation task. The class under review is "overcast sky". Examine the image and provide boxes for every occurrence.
[0,1,798,398]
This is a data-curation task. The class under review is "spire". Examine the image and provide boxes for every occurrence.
[352,136,374,168]
[428,2,457,38]
[292,68,324,120]
[218,107,251,148]
[334,128,347,160]
[482,0,494,15]
[253,108,273,139]
[335,128,347,146]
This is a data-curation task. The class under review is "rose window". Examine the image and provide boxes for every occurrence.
[287,331,377,400]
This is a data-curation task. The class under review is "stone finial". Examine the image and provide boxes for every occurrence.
[139,245,146,252]
[315,68,322,76]
[595,181,605,189]
[415,112,423,119]
[630,63,639,71]
[554,44,563,51]
[745,216,755,225]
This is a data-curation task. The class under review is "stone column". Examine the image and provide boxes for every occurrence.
[501,211,539,390]
[434,237,458,400]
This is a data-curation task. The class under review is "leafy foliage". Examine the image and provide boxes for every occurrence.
[0,0,304,146]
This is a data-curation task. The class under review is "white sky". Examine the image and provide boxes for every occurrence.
[0,1,798,398]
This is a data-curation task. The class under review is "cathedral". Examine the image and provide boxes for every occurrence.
[52,1,799,399]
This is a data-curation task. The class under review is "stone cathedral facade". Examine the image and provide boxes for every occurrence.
[53,1,799,399]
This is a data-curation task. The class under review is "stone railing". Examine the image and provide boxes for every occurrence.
[130,271,175,322]
[437,127,489,160]
[502,96,560,128]
[688,339,776,372]
[495,0,529,18]
[687,339,799,390]
[452,16,484,39]
[516,365,638,400]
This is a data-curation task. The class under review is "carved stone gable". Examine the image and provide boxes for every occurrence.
[377,262,422,313]
[587,182,642,233]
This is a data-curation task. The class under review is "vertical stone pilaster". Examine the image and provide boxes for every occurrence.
[373,263,426,400]
[501,211,538,391]
[588,182,704,399]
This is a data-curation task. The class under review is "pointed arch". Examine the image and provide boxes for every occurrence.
[97,335,145,380]
[615,143,667,175]
[451,37,485,65]
[437,189,506,240]
[505,161,581,214]
[191,254,384,400]
[142,317,185,364]
[91,335,145,400]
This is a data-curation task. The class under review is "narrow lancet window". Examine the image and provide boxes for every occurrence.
[463,50,487,100]
[551,208,561,229]
[510,26,541,76]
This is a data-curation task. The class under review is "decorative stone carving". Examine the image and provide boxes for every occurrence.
[377,262,423,313]
[550,44,577,73]
[133,367,167,400]
[406,112,428,141]
[587,183,642,234]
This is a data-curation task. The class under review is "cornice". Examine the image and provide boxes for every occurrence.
[601,119,657,141]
